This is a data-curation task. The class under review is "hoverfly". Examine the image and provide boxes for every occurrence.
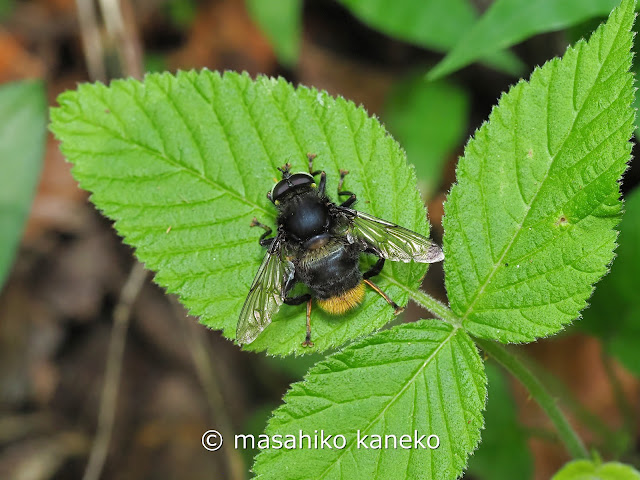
[237,154,444,346]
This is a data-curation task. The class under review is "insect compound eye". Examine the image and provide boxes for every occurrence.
[271,172,314,201]
[288,173,314,187]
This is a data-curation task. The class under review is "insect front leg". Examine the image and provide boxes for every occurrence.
[307,153,326,196]
[337,169,356,207]
[250,218,275,248]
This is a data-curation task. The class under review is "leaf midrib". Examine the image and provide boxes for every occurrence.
[315,326,458,479]
[69,90,273,218]
[459,22,624,324]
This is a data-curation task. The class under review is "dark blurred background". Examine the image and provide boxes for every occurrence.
[0,1,639,479]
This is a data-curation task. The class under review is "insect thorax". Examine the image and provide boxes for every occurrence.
[277,189,330,241]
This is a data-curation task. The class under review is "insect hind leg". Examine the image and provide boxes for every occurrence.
[363,279,404,315]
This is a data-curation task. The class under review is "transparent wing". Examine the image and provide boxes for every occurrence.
[236,236,294,345]
[343,208,444,263]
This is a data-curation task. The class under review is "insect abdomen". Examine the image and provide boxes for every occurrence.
[297,240,363,301]
[316,282,365,315]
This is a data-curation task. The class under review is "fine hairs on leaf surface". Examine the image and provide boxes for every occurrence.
[50,71,430,356]
[49,0,636,478]
[443,0,636,342]
[253,321,486,480]
[254,0,636,477]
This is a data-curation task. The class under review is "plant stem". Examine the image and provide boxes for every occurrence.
[407,289,462,327]
[405,286,589,460]
[83,262,147,480]
[381,274,461,327]
[474,338,589,460]
[399,285,589,459]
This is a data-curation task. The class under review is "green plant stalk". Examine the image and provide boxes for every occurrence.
[473,338,589,460]
[534,355,626,457]
[409,288,589,460]
[382,273,461,327]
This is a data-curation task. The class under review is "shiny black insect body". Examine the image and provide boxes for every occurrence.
[237,155,444,347]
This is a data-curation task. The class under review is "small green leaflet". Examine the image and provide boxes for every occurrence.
[428,0,622,80]
[337,0,523,75]
[443,0,636,342]
[50,71,430,355]
[383,76,469,199]
[552,460,640,480]
[253,321,486,480]
[0,80,47,290]
[246,0,302,67]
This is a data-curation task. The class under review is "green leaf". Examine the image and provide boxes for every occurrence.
[383,75,469,198]
[337,0,524,75]
[442,0,636,342]
[0,80,47,290]
[467,363,533,480]
[246,0,302,68]
[165,0,197,28]
[0,0,14,20]
[580,187,640,376]
[252,320,487,480]
[428,0,623,80]
[552,460,640,480]
[631,21,640,135]
[50,71,431,356]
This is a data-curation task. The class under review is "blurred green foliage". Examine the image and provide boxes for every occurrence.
[429,0,622,80]
[384,74,468,197]
[0,80,47,291]
[467,362,533,480]
[338,0,523,75]
[552,459,640,479]
[0,0,13,20]
[246,0,302,68]
[165,0,197,28]
[580,187,640,377]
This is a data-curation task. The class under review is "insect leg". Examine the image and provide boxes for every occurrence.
[303,298,314,347]
[338,169,349,191]
[307,153,326,195]
[363,279,404,315]
[250,218,275,248]
[363,256,385,280]
[338,191,356,208]
[283,293,311,305]
[337,169,357,207]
